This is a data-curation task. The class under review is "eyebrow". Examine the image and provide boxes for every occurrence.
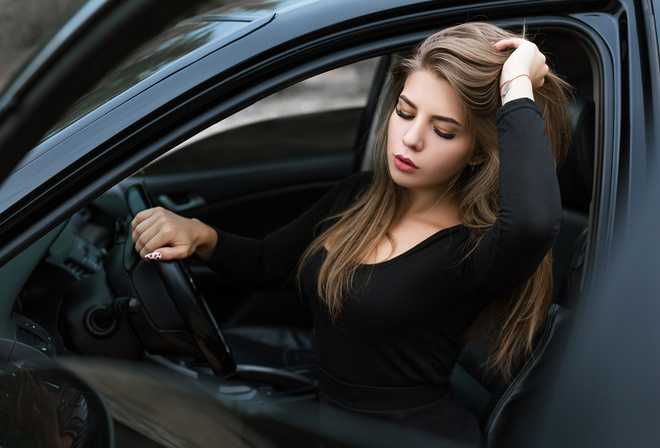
[399,95,462,127]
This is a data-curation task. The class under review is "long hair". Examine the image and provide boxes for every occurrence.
[298,22,571,381]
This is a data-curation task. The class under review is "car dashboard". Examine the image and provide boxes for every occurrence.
[6,184,317,414]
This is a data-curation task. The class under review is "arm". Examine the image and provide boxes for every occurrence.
[464,99,561,296]
[461,40,561,297]
[132,173,370,283]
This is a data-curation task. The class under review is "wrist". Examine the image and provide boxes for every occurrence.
[499,73,533,104]
[192,219,218,260]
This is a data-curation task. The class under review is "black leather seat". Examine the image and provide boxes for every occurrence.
[449,95,595,447]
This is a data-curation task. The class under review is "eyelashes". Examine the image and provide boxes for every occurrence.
[395,108,456,140]
[434,129,456,140]
[395,108,414,120]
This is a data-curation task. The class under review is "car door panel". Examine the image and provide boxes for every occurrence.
[139,109,360,328]
[143,151,354,237]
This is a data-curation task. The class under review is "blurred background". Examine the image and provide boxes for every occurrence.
[0,0,375,161]
[0,0,369,131]
[0,0,80,88]
[0,0,260,89]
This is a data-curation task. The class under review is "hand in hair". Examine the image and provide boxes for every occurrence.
[131,207,218,261]
[493,38,549,103]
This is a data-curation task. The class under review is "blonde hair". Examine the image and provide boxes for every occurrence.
[298,22,571,381]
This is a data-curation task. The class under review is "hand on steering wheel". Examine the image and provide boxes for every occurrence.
[123,184,235,376]
[131,207,218,261]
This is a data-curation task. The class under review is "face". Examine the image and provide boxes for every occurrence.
[387,70,475,196]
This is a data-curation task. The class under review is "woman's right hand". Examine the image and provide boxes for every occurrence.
[131,207,218,261]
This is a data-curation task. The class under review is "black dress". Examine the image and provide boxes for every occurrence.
[208,98,561,446]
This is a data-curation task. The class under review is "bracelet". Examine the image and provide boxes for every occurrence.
[500,74,532,98]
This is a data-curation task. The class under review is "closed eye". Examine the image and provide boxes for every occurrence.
[396,107,456,139]
[434,128,456,140]
[395,108,414,119]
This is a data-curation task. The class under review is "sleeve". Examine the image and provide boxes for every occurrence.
[460,98,561,298]
[206,172,371,284]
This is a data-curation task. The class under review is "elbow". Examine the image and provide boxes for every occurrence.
[517,203,561,249]
[498,195,561,250]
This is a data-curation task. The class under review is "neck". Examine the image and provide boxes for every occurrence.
[397,185,459,220]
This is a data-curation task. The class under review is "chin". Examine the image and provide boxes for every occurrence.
[389,172,417,190]
[387,164,409,188]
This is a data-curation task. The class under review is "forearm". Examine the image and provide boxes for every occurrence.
[207,220,315,284]
[465,99,560,297]
[496,99,561,237]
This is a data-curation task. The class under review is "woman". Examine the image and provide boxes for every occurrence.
[132,23,570,446]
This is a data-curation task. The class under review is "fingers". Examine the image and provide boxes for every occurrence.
[492,38,525,50]
[131,207,166,243]
[147,246,191,261]
[131,207,196,260]
[494,38,549,90]
[131,207,166,256]
[135,215,172,255]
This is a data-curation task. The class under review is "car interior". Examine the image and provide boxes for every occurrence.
[2,22,597,446]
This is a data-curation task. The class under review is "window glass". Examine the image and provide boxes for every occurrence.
[45,18,255,139]
[144,57,381,174]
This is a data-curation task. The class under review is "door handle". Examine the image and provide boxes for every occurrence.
[157,193,206,212]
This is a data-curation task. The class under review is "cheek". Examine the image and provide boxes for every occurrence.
[422,145,472,178]
[430,140,472,164]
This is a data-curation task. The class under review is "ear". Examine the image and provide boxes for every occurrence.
[468,152,488,166]
[468,142,488,167]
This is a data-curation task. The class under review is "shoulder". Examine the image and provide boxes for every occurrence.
[317,172,373,220]
[309,171,374,219]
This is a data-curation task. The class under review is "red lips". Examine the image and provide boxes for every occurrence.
[393,154,419,173]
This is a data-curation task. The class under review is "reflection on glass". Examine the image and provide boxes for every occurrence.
[46,19,245,138]
[0,362,89,448]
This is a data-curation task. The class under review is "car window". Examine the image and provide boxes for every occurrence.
[143,57,381,174]
[44,16,265,139]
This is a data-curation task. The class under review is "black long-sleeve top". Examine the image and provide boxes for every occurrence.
[208,98,560,391]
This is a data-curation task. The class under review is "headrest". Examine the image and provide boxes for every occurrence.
[557,95,595,212]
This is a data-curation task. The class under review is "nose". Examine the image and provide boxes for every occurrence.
[401,119,424,151]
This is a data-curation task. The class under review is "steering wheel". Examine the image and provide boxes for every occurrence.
[122,183,235,376]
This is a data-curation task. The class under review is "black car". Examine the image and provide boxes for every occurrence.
[0,0,659,446]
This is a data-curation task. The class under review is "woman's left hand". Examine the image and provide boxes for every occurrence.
[493,38,549,102]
